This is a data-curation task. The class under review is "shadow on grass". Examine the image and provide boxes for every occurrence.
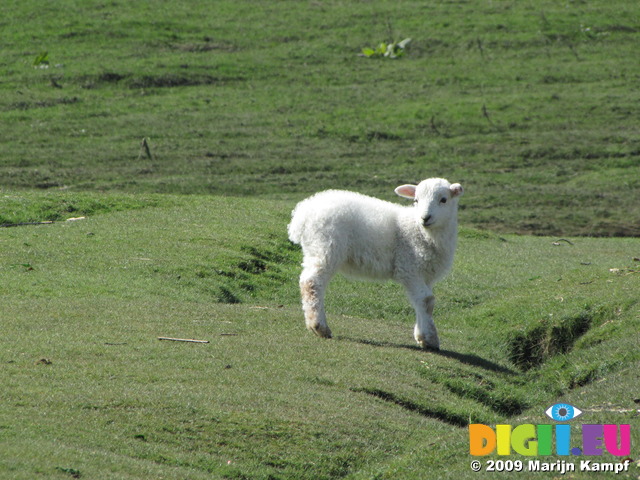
[353,387,473,427]
[435,349,518,376]
[337,336,517,375]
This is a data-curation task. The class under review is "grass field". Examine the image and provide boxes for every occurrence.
[1,0,639,478]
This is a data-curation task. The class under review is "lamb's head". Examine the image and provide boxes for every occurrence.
[395,178,464,229]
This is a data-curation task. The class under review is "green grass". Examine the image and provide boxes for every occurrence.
[1,195,639,479]
[1,0,640,478]
[1,0,639,235]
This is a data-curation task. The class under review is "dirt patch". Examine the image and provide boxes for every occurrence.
[300,279,318,306]
[8,97,80,111]
[81,72,245,89]
[127,74,231,89]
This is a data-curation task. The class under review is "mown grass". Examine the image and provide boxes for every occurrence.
[1,0,639,235]
[1,0,640,478]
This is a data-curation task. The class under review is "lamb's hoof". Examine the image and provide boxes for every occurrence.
[309,324,333,339]
[416,336,439,351]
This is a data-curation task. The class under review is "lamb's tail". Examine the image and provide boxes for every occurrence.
[287,201,307,245]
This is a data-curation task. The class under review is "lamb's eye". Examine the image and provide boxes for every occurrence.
[440,197,447,204]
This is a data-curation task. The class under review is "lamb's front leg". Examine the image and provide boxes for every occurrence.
[404,282,440,350]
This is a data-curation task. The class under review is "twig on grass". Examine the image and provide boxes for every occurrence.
[567,42,580,60]
[158,337,209,344]
[139,137,154,161]
[609,268,639,276]
[476,37,485,58]
[481,104,495,126]
[552,238,574,246]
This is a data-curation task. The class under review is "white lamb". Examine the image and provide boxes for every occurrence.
[287,178,464,350]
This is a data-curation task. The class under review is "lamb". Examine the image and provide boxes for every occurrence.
[287,178,464,350]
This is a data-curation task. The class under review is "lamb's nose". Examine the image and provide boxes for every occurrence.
[422,215,432,227]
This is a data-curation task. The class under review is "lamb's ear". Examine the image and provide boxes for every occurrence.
[394,184,417,200]
[450,183,464,197]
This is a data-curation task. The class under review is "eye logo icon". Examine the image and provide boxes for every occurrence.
[545,403,583,422]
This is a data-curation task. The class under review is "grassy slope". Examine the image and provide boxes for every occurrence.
[1,0,640,478]
[1,196,638,479]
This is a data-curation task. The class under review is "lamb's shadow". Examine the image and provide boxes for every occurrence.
[337,336,517,376]
[434,349,518,376]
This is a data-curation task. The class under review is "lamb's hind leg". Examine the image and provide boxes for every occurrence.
[299,264,332,338]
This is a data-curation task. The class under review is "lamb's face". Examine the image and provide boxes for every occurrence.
[395,178,464,229]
